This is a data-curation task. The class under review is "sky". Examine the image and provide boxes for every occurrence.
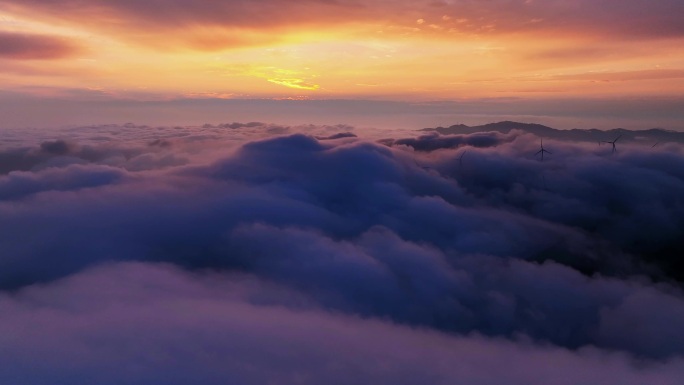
[1,0,684,129]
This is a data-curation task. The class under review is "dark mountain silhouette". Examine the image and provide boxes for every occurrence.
[421,121,684,144]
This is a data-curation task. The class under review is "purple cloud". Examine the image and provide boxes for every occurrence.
[0,123,684,382]
[0,262,683,384]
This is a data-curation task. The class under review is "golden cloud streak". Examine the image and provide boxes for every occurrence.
[267,78,319,91]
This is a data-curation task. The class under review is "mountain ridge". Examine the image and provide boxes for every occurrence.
[421,121,684,144]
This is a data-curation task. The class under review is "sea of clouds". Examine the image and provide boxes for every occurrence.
[1,122,684,384]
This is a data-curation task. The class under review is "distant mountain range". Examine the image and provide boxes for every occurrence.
[421,121,684,144]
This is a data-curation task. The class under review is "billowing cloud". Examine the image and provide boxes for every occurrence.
[1,121,684,380]
[0,31,82,59]
[1,120,684,385]
[1,262,683,384]
[0,164,125,200]
[384,130,514,151]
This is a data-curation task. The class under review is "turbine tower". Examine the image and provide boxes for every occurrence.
[535,139,552,161]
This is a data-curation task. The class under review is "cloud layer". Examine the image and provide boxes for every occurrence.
[5,0,684,43]
[1,122,684,382]
[2,262,684,385]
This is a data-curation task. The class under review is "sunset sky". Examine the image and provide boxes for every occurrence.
[3,2,684,382]
[2,0,684,128]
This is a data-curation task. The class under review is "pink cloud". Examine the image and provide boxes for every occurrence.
[0,31,82,59]
[2,0,683,51]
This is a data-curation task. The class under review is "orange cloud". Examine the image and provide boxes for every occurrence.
[0,0,366,51]
[1,0,683,101]
[4,0,682,51]
[551,69,684,83]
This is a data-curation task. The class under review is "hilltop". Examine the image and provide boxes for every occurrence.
[421,121,684,144]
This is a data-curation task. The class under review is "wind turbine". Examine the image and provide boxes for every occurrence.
[535,139,552,161]
[459,150,467,167]
[601,135,622,154]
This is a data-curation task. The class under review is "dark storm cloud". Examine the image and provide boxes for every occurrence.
[0,31,82,60]
[1,125,684,383]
